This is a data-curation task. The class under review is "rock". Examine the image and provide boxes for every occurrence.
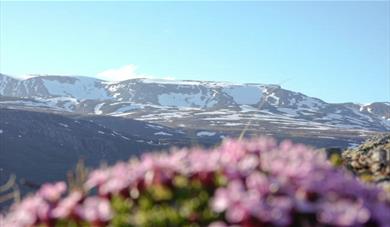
[342,134,390,189]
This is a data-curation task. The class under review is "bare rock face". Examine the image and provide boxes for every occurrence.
[343,134,390,190]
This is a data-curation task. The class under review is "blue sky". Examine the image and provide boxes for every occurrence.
[0,1,389,103]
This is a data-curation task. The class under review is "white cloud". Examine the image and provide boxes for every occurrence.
[96,64,175,82]
[96,64,144,81]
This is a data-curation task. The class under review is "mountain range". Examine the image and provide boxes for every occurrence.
[1,74,389,132]
[0,73,389,202]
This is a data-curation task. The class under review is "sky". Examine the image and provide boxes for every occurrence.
[0,1,389,103]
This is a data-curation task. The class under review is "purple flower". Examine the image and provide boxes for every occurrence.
[317,199,370,226]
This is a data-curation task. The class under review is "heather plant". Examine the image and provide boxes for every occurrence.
[2,137,390,227]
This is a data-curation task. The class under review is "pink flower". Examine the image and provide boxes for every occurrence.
[38,181,66,203]
[318,199,371,226]
[85,168,110,191]
[208,221,228,227]
[2,196,48,227]
[52,191,83,219]
[77,197,112,223]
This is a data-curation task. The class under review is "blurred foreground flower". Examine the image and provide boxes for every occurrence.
[2,137,390,227]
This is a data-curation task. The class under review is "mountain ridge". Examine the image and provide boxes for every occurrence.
[0,73,388,133]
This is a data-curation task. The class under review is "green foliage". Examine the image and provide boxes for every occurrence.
[108,175,221,227]
[329,153,343,167]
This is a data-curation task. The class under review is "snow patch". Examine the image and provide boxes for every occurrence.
[43,77,111,100]
[154,131,173,136]
[223,85,264,105]
[58,123,69,128]
[94,103,105,115]
[158,92,205,107]
[224,122,243,126]
[112,104,143,114]
[197,131,216,137]
[141,79,201,86]
[147,124,164,129]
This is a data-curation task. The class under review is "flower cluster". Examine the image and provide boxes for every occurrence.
[1,182,112,227]
[2,137,390,227]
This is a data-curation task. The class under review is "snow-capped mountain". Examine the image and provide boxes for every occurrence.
[0,74,389,134]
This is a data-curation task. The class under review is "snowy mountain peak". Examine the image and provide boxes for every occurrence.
[0,74,111,100]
